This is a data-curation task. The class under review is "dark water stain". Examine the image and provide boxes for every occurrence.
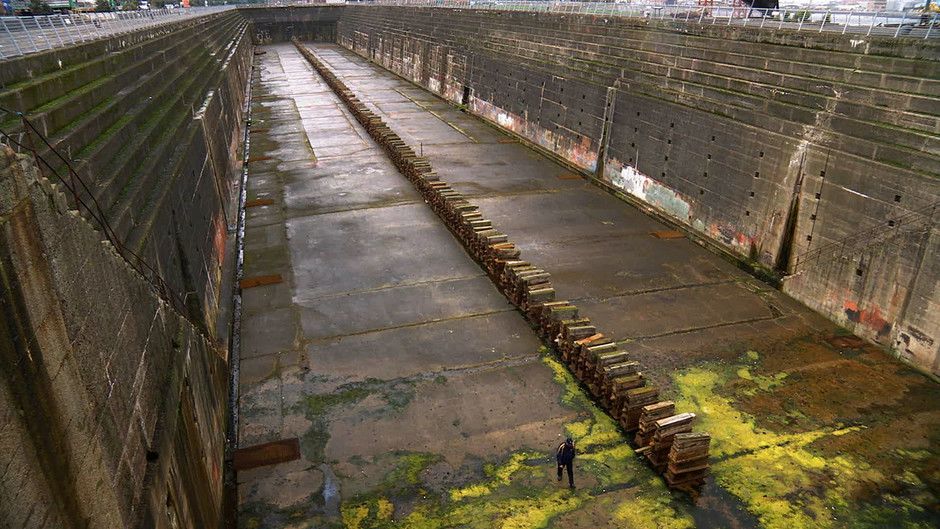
[688,478,762,529]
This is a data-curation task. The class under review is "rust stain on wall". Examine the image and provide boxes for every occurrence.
[843,300,893,338]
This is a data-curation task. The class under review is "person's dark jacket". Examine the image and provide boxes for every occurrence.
[556,442,575,465]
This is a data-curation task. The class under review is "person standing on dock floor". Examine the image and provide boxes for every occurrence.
[556,437,576,488]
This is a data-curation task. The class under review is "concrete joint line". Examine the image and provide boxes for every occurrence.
[617,314,782,342]
[568,278,740,303]
[293,273,487,303]
[300,307,517,345]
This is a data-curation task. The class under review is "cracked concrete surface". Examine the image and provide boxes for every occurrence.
[237,43,940,529]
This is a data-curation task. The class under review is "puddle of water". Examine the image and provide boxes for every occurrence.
[321,463,341,518]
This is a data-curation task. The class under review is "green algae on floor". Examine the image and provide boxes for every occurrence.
[672,352,938,529]
[297,377,417,462]
[333,354,696,528]
[342,449,590,529]
[541,354,622,450]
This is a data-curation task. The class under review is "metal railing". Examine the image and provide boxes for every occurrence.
[244,0,940,39]
[0,5,235,60]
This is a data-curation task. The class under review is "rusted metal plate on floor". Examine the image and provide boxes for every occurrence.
[245,198,275,208]
[240,274,283,289]
[247,155,273,163]
[233,438,300,471]
[556,173,583,180]
[650,230,685,240]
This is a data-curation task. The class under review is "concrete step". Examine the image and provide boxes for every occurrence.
[112,25,249,248]
[0,12,242,119]
[73,18,247,182]
[33,15,242,152]
[101,33,240,223]
[23,17,242,140]
[41,18,245,189]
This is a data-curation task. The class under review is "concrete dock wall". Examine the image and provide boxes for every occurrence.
[240,5,342,43]
[330,6,940,374]
[0,10,251,335]
[0,11,253,528]
[0,147,228,529]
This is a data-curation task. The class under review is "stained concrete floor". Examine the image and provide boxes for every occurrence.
[237,43,940,529]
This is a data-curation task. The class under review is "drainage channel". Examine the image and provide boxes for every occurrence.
[223,54,255,529]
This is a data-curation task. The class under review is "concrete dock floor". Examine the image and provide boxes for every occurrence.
[237,43,940,529]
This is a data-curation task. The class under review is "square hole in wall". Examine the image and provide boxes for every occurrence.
[711,135,716,141]
[635,127,638,133]
[759,151,764,157]
[665,155,669,161]
[707,154,711,160]
[631,142,635,148]
[662,172,666,178]
[856,268,864,276]
[749,191,755,197]
[895,195,902,202]
[700,189,705,195]
[745,210,750,216]
[888,220,896,227]
[820,170,826,177]
[667,139,672,145]
[670,122,675,128]
[811,214,817,220]
[815,192,821,200]
[807,235,813,241]
[754,171,760,178]
[703,171,708,177]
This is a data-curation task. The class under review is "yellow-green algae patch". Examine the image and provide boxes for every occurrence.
[337,353,696,528]
[735,367,788,395]
[542,355,622,449]
[399,490,586,529]
[346,450,590,528]
[449,452,540,501]
[672,363,936,529]
[613,477,695,529]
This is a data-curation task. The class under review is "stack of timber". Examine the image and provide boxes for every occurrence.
[665,433,711,491]
[635,401,675,447]
[291,39,709,491]
[645,412,696,473]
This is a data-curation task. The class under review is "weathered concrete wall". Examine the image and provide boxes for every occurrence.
[330,6,940,374]
[0,147,228,529]
[240,5,341,43]
[0,10,251,336]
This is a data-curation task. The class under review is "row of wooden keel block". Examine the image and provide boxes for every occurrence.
[289,39,710,492]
